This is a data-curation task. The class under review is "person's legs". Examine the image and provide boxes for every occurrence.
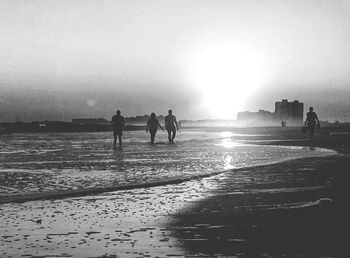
[113,131,117,149]
[167,130,172,143]
[171,129,176,143]
[310,128,314,139]
[150,131,156,144]
[308,125,315,139]
[118,133,122,148]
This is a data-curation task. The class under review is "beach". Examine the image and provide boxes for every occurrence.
[1,127,349,257]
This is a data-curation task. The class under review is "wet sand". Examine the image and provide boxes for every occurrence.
[1,128,349,257]
[170,128,350,257]
[171,156,349,257]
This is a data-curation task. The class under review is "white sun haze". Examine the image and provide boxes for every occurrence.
[191,44,267,119]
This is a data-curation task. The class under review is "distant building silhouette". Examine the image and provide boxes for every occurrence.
[237,99,304,126]
[274,99,303,125]
[72,118,109,125]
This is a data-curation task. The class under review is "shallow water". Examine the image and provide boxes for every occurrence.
[0,130,335,201]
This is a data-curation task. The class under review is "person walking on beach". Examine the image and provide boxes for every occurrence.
[146,113,164,144]
[111,110,125,149]
[165,109,178,144]
[305,107,320,140]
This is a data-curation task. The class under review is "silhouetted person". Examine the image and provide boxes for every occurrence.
[111,110,125,149]
[146,113,164,144]
[305,107,320,139]
[165,109,178,144]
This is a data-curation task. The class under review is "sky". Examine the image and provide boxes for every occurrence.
[0,0,350,122]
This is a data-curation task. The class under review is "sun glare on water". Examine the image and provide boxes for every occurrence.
[191,45,266,119]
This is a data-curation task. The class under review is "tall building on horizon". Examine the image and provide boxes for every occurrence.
[237,99,304,126]
[274,99,304,125]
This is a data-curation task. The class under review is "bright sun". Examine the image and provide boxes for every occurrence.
[191,45,266,119]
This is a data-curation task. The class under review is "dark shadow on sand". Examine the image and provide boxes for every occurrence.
[170,155,350,257]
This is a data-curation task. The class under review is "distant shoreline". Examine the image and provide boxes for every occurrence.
[0,122,145,134]
[1,121,350,135]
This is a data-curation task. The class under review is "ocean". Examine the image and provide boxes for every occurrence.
[0,129,335,203]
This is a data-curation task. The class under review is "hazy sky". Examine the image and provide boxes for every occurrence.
[1,0,350,122]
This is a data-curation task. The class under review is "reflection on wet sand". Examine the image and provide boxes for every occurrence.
[0,131,334,203]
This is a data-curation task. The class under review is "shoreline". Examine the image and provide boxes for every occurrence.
[171,154,349,257]
[0,145,337,205]
[168,134,350,257]
[1,131,349,257]
[1,154,347,257]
